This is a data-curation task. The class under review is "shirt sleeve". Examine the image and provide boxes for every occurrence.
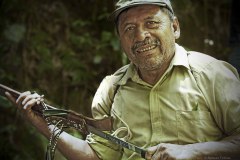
[197,60,240,135]
[86,75,123,160]
[86,133,122,160]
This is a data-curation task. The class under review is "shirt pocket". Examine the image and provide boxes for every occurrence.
[176,110,222,144]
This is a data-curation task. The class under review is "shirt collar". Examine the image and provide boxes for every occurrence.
[117,43,190,86]
[171,43,190,70]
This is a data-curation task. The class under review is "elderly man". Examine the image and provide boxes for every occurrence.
[5,0,240,159]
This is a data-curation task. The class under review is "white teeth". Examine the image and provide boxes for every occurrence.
[137,45,156,53]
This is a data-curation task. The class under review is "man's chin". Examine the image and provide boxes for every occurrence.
[138,63,163,71]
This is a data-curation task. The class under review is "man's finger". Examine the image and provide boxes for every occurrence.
[16,91,31,104]
[22,93,40,105]
[23,98,37,110]
[145,146,158,159]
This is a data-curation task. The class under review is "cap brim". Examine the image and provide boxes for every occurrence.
[109,2,170,21]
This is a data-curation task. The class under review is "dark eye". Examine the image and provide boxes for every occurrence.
[125,26,135,32]
[146,21,160,28]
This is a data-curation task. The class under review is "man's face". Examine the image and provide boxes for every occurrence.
[118,5,179,71]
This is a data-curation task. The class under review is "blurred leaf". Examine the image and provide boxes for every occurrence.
[3,24,26,43]
[72,19,90,28]
[93,55,102,64]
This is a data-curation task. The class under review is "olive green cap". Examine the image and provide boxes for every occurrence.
[110,0,174,21]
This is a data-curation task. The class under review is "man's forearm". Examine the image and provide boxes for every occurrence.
[42,125,99,160]
[185,134,240,159]
[55,131,100,160]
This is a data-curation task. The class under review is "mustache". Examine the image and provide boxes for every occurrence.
[132,38,160,51]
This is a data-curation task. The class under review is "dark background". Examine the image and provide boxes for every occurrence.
[0,0,239,159]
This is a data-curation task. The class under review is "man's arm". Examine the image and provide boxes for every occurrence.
[146,134,240,159]
[5,91,100,160]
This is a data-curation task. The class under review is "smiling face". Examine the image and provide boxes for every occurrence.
[118,5,180,71]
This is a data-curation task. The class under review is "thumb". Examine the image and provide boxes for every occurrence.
[145,145,158,160]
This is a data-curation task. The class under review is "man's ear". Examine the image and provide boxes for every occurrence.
[172,16,180,39]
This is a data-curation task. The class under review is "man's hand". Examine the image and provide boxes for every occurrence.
[145,143,199,160]
[145,138,240,160]
[5,91,50,136]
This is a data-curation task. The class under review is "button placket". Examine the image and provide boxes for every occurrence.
[149,87,162,142]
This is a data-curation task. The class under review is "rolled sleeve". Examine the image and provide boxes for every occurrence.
[86,133,122,160]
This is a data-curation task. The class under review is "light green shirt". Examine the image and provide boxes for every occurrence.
[87,44,240,160]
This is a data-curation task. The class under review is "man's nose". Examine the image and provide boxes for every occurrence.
[135,27,150,42]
